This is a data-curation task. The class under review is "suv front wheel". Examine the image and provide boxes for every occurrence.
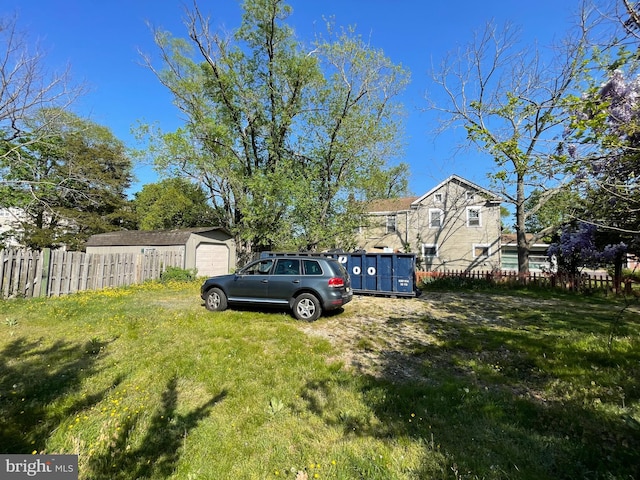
[205,288,228,312]
[293,293,321,322]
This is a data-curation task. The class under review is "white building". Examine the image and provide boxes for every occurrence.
[0,208,24,247]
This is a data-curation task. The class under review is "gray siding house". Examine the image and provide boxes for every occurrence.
[356,175,503,272]
[86,227,236,277]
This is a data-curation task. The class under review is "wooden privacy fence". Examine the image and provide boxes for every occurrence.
[0,248,184,299]
[415,269,635,294]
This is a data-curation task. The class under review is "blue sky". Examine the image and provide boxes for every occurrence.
[10,0,582,196]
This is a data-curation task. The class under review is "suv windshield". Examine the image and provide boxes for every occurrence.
[240,259,274,275]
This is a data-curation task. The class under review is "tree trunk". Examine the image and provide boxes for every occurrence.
[614,252,624,294]
[515,172,530,276]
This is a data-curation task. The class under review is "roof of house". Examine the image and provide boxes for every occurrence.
[364,175,502,214]
[85,227,230,247]
[366,196,420,213]
[412,174,502,205]
[501,233,549,247]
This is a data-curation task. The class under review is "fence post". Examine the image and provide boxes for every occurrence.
[40,248,51,297]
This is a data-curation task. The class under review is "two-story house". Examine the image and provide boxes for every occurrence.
[356,175,503,272]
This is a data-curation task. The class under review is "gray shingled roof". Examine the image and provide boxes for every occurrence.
[86,227,228,247]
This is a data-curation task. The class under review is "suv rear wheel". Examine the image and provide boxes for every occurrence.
[293,293,321,321]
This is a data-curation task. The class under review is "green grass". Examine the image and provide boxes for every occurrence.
[1,281,639,479]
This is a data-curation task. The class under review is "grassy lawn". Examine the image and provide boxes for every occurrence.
[1,281,639,479]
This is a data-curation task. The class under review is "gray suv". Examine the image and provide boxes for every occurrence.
[200,256,352,321]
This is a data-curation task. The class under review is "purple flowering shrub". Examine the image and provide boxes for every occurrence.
[600,69,640,126]
[566,68,640,262]
[575,69,640,179]
[548,222,627,275]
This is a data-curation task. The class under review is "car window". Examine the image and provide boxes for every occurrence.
[334,261,348,276]
[303,259,323,275]
[241,259,274,275]
[274,259,300,275]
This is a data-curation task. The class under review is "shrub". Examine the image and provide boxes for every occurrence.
[160,266,198,283]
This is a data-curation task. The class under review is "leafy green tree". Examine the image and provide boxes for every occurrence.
[500,206,514,233]
[563,2,640,263]
[133,177,218,230]
[139,0,409,260]
[429,13,596,273]
[523,188,581,240]
[0,109,132,250]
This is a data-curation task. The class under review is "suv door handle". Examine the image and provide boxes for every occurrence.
[292,280,300,284]
[261,279,269,283]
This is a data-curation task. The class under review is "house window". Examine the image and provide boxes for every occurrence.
[473,244,490,258]
[467,207,481,227]
[422,244,438,257]
[429,208,443,228]
[434,193,443,203]
[386,215,396,233]
[466,191,475,201]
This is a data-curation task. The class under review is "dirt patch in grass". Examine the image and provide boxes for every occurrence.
[298,291,613,386]
[298,293,464,382]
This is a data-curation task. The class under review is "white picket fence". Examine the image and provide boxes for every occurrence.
[0,248,184,299]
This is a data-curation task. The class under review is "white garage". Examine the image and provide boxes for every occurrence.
[86,227,236,277]
[195,243,230,277]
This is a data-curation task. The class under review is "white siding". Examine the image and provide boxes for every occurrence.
[195,244,229,276]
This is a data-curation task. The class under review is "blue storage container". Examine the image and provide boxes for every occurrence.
[346,253,416,297]
[261,251,416,297]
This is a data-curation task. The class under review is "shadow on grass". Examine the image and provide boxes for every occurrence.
[200,301,345,321]
[86,376,226,480]
[0,336,120,453]
[300,292,640,479]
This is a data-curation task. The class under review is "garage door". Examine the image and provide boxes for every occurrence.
[195,244,229,277]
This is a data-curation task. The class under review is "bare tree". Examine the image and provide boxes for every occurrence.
[0,13,83,189]
[427,5,597,274]
[619,0,640,37]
